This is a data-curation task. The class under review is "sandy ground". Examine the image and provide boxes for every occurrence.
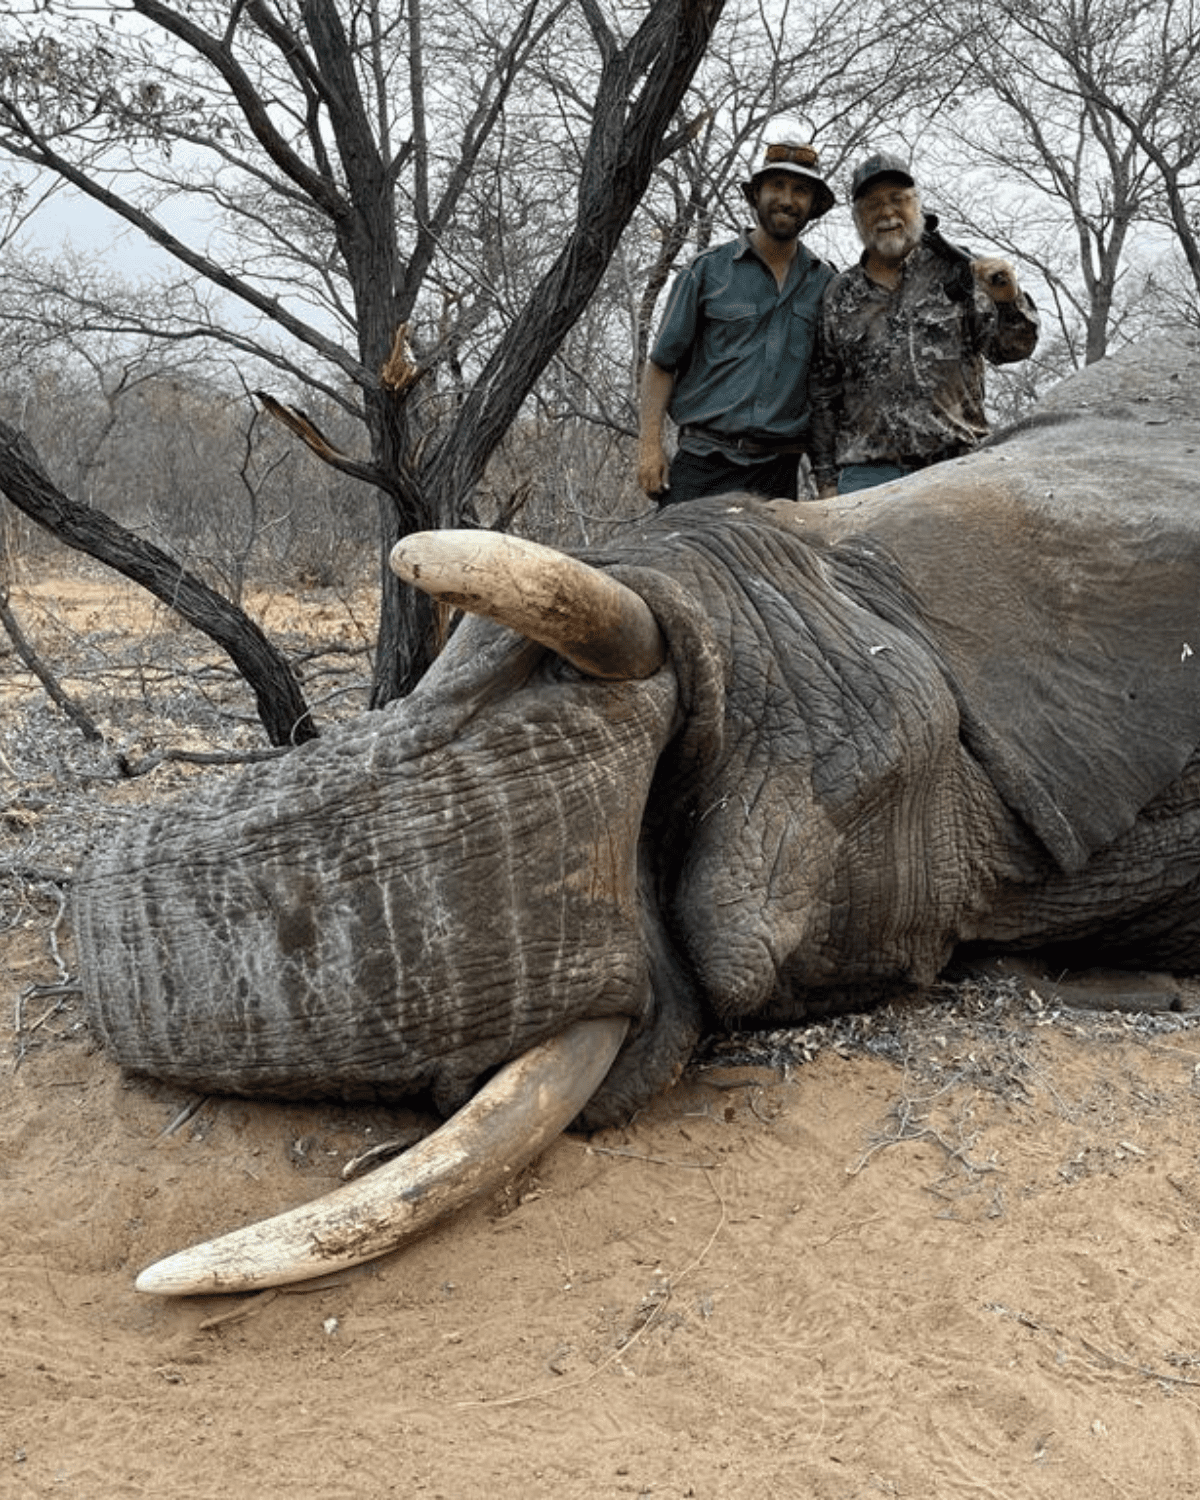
[6,573,1200,1499]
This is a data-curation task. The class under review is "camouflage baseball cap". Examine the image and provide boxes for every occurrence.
[743,140,836,220]
[850,152,916,200]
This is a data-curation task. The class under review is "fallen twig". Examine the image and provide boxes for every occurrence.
[986,1302,1200,1390]
[847,1075,1001,1180]
[0,858,72,885]
[584,1144,720,1169]
[158,1096,210,1140]
[341,1129,428,1180]
[12,976,82,1071]
[0,585,104,743]
[120,745,288,779]
[198,1290,279,1331]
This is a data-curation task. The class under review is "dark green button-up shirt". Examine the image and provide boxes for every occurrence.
[651,230,834,456]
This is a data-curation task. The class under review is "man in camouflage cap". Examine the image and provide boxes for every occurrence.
[809,151,1039,495]
[637,137,836,505]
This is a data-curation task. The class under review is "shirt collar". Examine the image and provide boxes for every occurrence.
[736,227,817,287]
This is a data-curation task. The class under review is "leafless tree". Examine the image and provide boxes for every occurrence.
[0,0,725,706]
[915,0,1200,365]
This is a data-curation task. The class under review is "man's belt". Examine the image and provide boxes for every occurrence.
[679,424,808,458]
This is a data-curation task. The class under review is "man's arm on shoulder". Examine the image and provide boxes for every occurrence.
[807,300,841,496]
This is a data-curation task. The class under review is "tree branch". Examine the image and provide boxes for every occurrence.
[0,419,318,747]
[0,101,371,388]
[0,585,105,744]
[132,0,349,219]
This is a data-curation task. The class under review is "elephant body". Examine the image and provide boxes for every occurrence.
[75,335,1200,1130]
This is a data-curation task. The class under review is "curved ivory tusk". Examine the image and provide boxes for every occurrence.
[135,1015,629,1297]
[390,530,666,680]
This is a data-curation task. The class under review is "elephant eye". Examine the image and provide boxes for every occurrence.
[548,654,586,683]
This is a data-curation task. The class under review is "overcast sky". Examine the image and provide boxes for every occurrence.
[13,173,204,281]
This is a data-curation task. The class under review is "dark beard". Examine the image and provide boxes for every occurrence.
[757,207,809,241]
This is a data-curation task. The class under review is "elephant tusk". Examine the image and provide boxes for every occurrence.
[389,530,666,680]
[135,1014,630,1296]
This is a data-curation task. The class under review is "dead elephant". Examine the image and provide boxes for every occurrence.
[73,334,1200,1294]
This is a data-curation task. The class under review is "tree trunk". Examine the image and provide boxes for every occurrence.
[369,490,446,706]
[369,0,726,702]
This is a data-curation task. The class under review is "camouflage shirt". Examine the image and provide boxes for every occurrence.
[809,223,1039,487]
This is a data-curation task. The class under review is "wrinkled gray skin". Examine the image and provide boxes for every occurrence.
[76,337,1200,1129]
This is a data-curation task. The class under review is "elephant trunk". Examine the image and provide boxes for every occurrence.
[98,529,695,1296]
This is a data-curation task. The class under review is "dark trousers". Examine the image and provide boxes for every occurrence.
[656,446,801,507]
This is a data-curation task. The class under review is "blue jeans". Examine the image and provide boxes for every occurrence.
[837,462,913,494]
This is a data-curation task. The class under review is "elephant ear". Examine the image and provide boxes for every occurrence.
[831,401,1200,873]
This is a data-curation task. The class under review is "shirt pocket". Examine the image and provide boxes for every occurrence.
[908,300,965,365]
[786,302,819,364]
[705,301,764,359]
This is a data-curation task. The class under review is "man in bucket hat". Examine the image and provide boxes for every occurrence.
[810,151,1038,495]
[637,137,836,505]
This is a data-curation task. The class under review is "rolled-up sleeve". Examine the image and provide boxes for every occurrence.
[650,265,702,373]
